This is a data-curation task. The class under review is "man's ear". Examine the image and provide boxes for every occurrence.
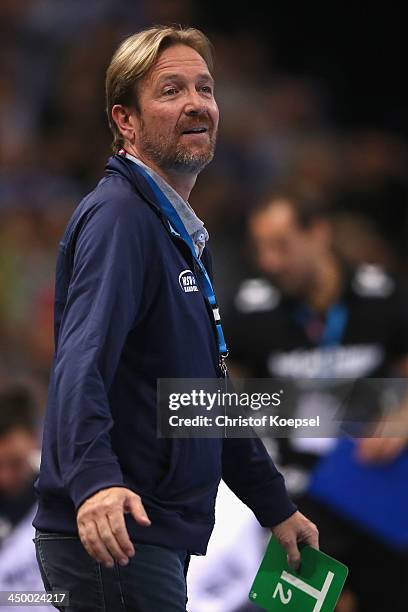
[111,105,140,145]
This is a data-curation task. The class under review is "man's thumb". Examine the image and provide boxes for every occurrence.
[127,495,151,527]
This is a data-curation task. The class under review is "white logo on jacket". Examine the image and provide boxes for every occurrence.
[179,269,199,293]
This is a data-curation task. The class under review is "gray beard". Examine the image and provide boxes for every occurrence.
[139,125,217,174]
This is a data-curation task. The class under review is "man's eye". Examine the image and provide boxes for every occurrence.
[163,88,178,96]
[199,86,213,94]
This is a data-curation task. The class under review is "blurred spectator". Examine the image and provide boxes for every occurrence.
[0,385,38,542]
[224,190,408,611]
[0,384,48,611]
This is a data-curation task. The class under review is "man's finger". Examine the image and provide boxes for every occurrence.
[107,511,135,558]
[357,437,383,462]
[300,522,319,550]
[357,437,405,464]
[78,524,95,561]
[82,520,114,567]
[126,495,151,527]
[380,438,406,462]
[281,538,301,571]
[96,515,131,565]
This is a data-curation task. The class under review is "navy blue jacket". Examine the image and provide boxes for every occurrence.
[33,155,296,554]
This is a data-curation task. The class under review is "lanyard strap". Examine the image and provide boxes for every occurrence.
[294,302,348,348]
[135,163,228,358]
[321,303,348,347]
[294,302,348,378]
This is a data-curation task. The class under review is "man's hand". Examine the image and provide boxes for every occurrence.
[77,487,151,568]
[356,436,407,464]
[271,511,319,571]
[356,411,408,464]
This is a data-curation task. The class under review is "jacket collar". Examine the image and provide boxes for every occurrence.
[104,154,212,271]
[105,154,162,215]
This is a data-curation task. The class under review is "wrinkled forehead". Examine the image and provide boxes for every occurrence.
[146,43,213,86]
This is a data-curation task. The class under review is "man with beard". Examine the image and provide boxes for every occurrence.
[225,190,408,612]
[32,27,318,611]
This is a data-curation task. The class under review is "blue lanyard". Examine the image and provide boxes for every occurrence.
[294,302,348,379]
[294,302,348,348]
[321,303,348,347]
[135,163,228,360]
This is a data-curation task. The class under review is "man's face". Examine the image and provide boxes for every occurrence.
[133,44,219,174]
[249,201,328,296]
[0,428,37,497]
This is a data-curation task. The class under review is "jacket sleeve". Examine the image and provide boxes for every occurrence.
[52,198,145,510]
[222,436,297,527]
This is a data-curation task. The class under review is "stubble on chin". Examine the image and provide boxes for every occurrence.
[138,124,217,174]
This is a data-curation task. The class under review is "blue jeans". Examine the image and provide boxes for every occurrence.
[34,530,190,611]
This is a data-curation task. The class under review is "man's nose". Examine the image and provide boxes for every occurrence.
[183,90,208,116]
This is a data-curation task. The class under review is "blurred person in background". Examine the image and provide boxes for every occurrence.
[224,190,408,611]
[32,26,318,612]
[0,385,38,542]
[0,384,49,611]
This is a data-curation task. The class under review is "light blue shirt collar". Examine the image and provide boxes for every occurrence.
[125,153,209,258]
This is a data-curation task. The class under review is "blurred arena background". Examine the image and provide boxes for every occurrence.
[0,2,407,611]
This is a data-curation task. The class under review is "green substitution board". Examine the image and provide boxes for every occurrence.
[248,537,348,611]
